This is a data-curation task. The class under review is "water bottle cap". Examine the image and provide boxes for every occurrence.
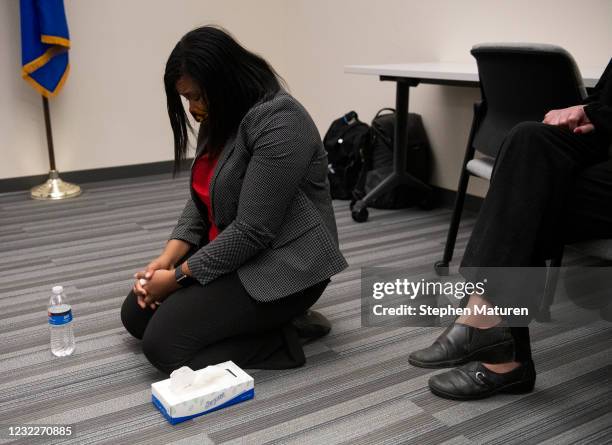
[52,286,63,294]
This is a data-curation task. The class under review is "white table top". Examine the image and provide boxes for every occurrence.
[345,62,603,89]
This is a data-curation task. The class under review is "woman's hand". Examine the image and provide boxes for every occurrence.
[132,256,173,309]
[142,269,180,306]
[543,105,594,134]
[132,273,156,310]
[144,256,173,278]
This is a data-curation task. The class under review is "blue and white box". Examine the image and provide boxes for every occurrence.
[151,361,254,424]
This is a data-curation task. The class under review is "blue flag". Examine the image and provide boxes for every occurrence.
[20,0,70,98]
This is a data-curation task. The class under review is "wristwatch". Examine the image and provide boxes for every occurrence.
[175,264,195,287]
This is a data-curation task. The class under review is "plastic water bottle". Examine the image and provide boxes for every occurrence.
[48,286,75,357]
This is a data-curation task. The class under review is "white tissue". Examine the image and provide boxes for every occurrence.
[169,365,227,393]
[139,278,147,286]
[169,366,195,392]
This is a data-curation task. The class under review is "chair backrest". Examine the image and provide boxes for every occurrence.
[471,43,586,158]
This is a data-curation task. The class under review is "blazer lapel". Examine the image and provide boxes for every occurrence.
[209,131,237,223]
[188,127,210,218]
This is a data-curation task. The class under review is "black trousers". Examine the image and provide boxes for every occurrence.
[461,122,612,362]
[121,269,329,375]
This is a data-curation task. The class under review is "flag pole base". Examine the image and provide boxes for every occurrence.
[30,170,81,200]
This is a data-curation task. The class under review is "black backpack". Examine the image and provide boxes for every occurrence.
[323,111,370,199]
[353,108,433,209]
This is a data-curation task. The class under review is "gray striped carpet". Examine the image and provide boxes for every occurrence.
[1,173,610,445]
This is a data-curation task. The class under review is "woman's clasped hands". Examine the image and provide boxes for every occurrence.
[132,256,180,310]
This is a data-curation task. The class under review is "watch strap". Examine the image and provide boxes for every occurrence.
[175,264,195,287]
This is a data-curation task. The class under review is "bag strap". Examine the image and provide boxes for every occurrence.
[374,107,395,119]
[343,111,359,125]
[324,111,368,146]
[370,108,395,151]
[370,124,393,152]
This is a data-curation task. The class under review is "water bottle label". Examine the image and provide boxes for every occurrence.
[48,305,73,325]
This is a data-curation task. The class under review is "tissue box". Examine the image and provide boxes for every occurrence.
[151,361,254,424]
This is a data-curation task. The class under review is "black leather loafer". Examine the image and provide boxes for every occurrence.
[291,310,331,340]
[408,323,515,368]
[428,360,536,400]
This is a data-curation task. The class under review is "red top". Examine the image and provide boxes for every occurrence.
[192,152,220,241]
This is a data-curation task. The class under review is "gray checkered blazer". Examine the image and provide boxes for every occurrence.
[169,91,348,302]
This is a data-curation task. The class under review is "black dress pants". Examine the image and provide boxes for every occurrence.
[460,122,612,362]
[121,269,329,375]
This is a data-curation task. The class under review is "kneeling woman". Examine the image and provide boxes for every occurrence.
[121,26,347,374]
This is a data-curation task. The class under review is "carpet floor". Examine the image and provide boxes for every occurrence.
[1,173,610,444]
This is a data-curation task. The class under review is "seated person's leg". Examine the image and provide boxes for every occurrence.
[462,121,607,269]
[410,122,608,400]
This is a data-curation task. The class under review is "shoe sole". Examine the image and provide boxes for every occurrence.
[429,379,535,401]
[408,340,514,369]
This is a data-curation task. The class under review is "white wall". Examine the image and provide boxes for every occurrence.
[2,0,611,197]
[0,0,287,180]
[281,0,612,195]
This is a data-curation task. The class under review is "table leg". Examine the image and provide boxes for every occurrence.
[350,80,432,223]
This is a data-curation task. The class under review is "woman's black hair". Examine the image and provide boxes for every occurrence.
[164,26,284,175]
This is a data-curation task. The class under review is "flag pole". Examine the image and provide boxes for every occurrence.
[42,96,56,170]
[30,95,81,200]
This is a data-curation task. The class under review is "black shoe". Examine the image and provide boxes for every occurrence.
[428,360,536,400]
[408,322,514,368]
[291,310,331,340]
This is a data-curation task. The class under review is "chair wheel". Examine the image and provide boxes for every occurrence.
[351,206,369,223]
[434,261,449,276]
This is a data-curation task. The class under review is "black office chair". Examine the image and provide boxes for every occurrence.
[434,43,587,278]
